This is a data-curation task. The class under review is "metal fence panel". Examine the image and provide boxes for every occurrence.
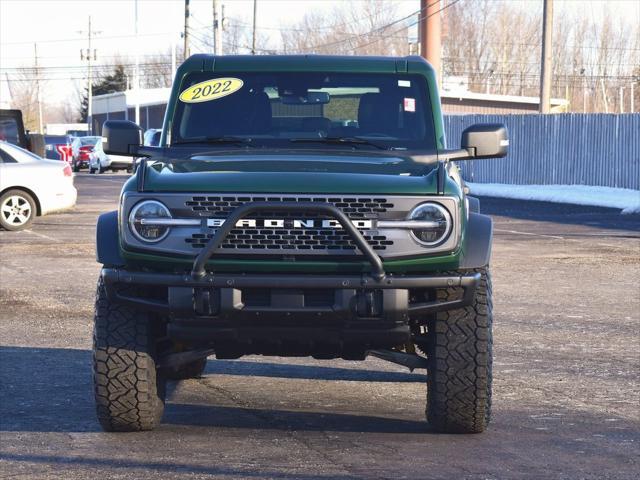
[443,113,640,190]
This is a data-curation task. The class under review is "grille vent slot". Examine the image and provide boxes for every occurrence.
[185,196,394,219]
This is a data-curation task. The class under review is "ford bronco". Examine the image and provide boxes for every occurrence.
[93,54,507,433]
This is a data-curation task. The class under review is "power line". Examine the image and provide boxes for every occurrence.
[350,0,461,53]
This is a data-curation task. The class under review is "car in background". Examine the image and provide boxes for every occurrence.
[143,128,161,146]
[88,137,134,174]
[44,134,73,163]
[0,109,45,157]
[71,136,100,172]
[0,141,77,231]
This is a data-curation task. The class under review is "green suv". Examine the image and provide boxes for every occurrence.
[93,54,507,433]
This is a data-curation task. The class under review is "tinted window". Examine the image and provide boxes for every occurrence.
[0,147,17,163]
[1,141,44,162]
[172,72,436,151]
[0,118,20,146]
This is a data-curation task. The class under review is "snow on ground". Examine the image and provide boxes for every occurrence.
[466,183,640,215]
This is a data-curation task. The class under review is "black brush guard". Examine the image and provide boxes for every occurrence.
[102,202,479,350]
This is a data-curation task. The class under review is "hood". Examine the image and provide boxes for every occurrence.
[143,151,439,195]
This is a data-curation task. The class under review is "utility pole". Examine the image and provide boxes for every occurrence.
[87,16,94,133]
[134,0,140,126]
[33,43,43,133]
[539,0,553,113]
[619,86,624,113]
[184,0,190,60]
[251,0,257,55]
[213,0,222,55]
[78,17,99,133]
[419,0,441,86]
[600,78,609,113]
[171,38,177,80]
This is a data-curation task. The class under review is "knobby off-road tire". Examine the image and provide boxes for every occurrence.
[164,357,207,380]
[93,277,166,431]
[425,267,493,433]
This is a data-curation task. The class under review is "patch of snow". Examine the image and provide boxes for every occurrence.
[466,183,640,215]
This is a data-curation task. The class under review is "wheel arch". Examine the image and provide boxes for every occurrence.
[0,186,42,216]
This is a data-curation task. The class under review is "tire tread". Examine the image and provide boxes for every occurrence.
[425,267,493,433]
[92,277,164,432]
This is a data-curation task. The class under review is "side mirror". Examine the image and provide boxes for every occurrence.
[102,120,142,156]
[461,123,508,159]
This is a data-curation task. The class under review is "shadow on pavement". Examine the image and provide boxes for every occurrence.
[478,196,640,233]
[0,346,424,434]
[0,452,361,480]
[165,403,427,433]
[205,359,425,383]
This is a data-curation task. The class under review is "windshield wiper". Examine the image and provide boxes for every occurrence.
[289,136,388,150]
[173,136,256,147]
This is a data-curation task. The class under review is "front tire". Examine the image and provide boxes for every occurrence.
[92,277,165,431]
[425,267,493,433]
[0,189,36,231]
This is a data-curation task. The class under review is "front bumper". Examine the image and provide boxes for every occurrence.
[102,268,479,354]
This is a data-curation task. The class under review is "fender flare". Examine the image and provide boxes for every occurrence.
[467,195,480,213]
[96,210,125,266]
[460,212,493,269]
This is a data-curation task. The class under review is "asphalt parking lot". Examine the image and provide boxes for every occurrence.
[0,172,638,479]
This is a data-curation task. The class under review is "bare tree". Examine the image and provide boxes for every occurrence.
[6,68,41,131]
[442,0,640,112]
[281,0,410,56]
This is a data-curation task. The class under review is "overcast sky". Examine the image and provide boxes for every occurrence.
[1,0,638,107]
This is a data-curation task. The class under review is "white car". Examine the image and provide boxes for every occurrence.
[0,141,77,231]
[88,138,134,174]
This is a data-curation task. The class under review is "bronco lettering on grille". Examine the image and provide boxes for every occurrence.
[206,218,373,229]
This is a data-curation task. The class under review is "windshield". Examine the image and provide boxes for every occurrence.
[0,141,45,161]
[171,72,436,151]
[79,136,100,146]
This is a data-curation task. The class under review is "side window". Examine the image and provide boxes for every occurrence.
[0,148,17,163]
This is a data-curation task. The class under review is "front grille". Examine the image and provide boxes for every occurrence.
[185,196,395,219]
[185,228,393,251]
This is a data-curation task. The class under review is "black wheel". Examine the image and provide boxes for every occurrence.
[424,267,493,433]
[0,189,36,231]
[165,357,207,380]
[92,277,166,431]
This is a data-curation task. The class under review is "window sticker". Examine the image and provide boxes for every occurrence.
[398,79,411,87]
[179,77,244,103]
[404,97,416,112]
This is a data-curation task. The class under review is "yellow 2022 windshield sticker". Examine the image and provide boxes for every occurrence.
[179,78,243,103]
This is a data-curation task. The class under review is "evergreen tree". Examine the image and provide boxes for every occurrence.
[78,64,128,122]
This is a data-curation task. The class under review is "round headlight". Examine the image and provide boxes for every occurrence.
[408,202,452,246]
[129,200,171,242]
